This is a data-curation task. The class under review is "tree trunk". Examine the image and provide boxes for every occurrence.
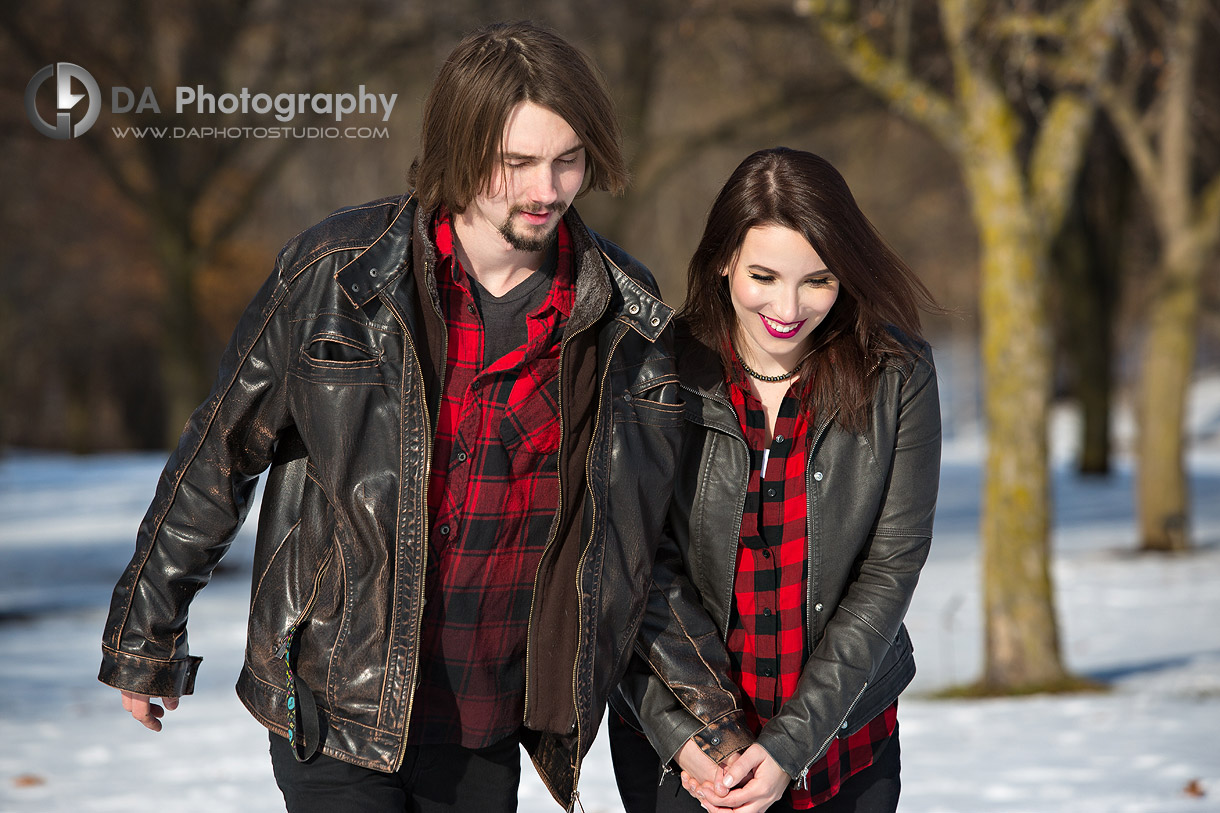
[1051,128,1125,476]
[154,220,210,449]
[1051,208,1107,471]
[1136,238,1203,551]
[966,151,1068,690]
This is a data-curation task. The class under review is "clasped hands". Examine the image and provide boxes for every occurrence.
[676,738,789,813]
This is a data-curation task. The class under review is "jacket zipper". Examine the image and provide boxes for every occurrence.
[272,545,337,660]
[796,361,877,785]
[565,321,629,802]
[521,287,609,727]
[804,408,838,647]
[802,357,875,637]
[380,284,440,770]
[796,680,868,789]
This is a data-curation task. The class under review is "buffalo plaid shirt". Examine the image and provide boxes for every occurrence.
[725,370,897,807]
[407,210,574,748]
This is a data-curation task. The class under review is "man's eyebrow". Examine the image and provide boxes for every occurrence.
[501,145,585,161]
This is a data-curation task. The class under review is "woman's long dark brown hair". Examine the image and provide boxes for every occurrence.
[683,147,940,432]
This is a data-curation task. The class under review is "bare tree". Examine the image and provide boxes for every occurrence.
[1051,120,1130,476]
[1100,0,1220,551]
[800,0,1126,691]
[2,0,433,445]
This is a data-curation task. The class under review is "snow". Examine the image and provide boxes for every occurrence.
[2,374,1219,812]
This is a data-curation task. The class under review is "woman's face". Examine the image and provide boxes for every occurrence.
[725,224,840,373]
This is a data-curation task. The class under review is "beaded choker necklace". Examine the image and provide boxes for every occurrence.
[738,355,800,382]
[733,343,815,383]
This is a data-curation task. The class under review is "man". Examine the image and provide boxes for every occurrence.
[99,21,681,812]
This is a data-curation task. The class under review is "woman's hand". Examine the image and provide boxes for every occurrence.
[698,743,789,813]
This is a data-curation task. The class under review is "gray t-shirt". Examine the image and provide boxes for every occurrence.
[468,244,558,367]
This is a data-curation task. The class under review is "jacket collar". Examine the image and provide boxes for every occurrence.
[675,319,728,399]
[337,192,671,342]
[560,204,672,342]
[676,322,846,443]
[673,320,744,437]
[333,193,418,308]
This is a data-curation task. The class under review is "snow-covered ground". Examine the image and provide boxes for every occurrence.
[2,374,1219,812]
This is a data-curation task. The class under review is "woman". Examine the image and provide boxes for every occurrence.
[610,147,941,813]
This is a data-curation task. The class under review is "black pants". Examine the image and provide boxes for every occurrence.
[608,713,901,813]
[269,731,521,813]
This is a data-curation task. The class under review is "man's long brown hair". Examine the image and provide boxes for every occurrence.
[683,147,941,433]
[409,21,628,214]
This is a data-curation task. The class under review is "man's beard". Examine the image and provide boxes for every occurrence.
[498,202,567,252]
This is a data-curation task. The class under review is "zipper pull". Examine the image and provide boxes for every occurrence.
[273,634,291,660]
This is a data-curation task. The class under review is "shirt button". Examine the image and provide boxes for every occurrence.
[813,471,824,481]
[471,380,481,390]
[761,549,771,559]
[439,525,450,536]
[766,487,776,498]
[762,608,771,616]
[456,452,467,463]
[467,303,476,314]
[763,667,774,677]
[775,435,785,444]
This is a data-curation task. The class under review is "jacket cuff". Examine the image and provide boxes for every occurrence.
[754,726,807,780]
[99,645,201,697]
[691,709,752,763]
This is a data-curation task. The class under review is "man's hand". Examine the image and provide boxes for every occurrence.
[677,739,742,807]
[119,690,179,732]
[675,737,722,791]
[698,743,789,813]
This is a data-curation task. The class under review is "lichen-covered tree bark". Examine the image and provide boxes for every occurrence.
[1101,0,1220,552]
[803,0,1125,689]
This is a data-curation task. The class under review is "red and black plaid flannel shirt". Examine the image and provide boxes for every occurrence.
[725,372,897,807]
[407,210,574,748]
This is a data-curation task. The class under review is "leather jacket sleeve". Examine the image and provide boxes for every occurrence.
[99,264,294,698]
[757,355,941,780]
[619,520,754,765]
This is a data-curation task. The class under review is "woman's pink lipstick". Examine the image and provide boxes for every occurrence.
[760,314,806,338]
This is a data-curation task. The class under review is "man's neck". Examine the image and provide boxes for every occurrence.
[451,215,545,299]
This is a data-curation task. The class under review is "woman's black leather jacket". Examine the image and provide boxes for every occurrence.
[614,323,940,786]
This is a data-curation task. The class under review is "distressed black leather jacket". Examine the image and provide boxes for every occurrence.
[99,194,682,808]
[613,322,940,786]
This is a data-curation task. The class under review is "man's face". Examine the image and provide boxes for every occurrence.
[466,101,586,253]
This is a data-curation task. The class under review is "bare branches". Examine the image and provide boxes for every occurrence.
[1100,0,1220,243]
[799,0,962,150]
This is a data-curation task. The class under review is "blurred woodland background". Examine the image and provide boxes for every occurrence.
[1,0,1218,693]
